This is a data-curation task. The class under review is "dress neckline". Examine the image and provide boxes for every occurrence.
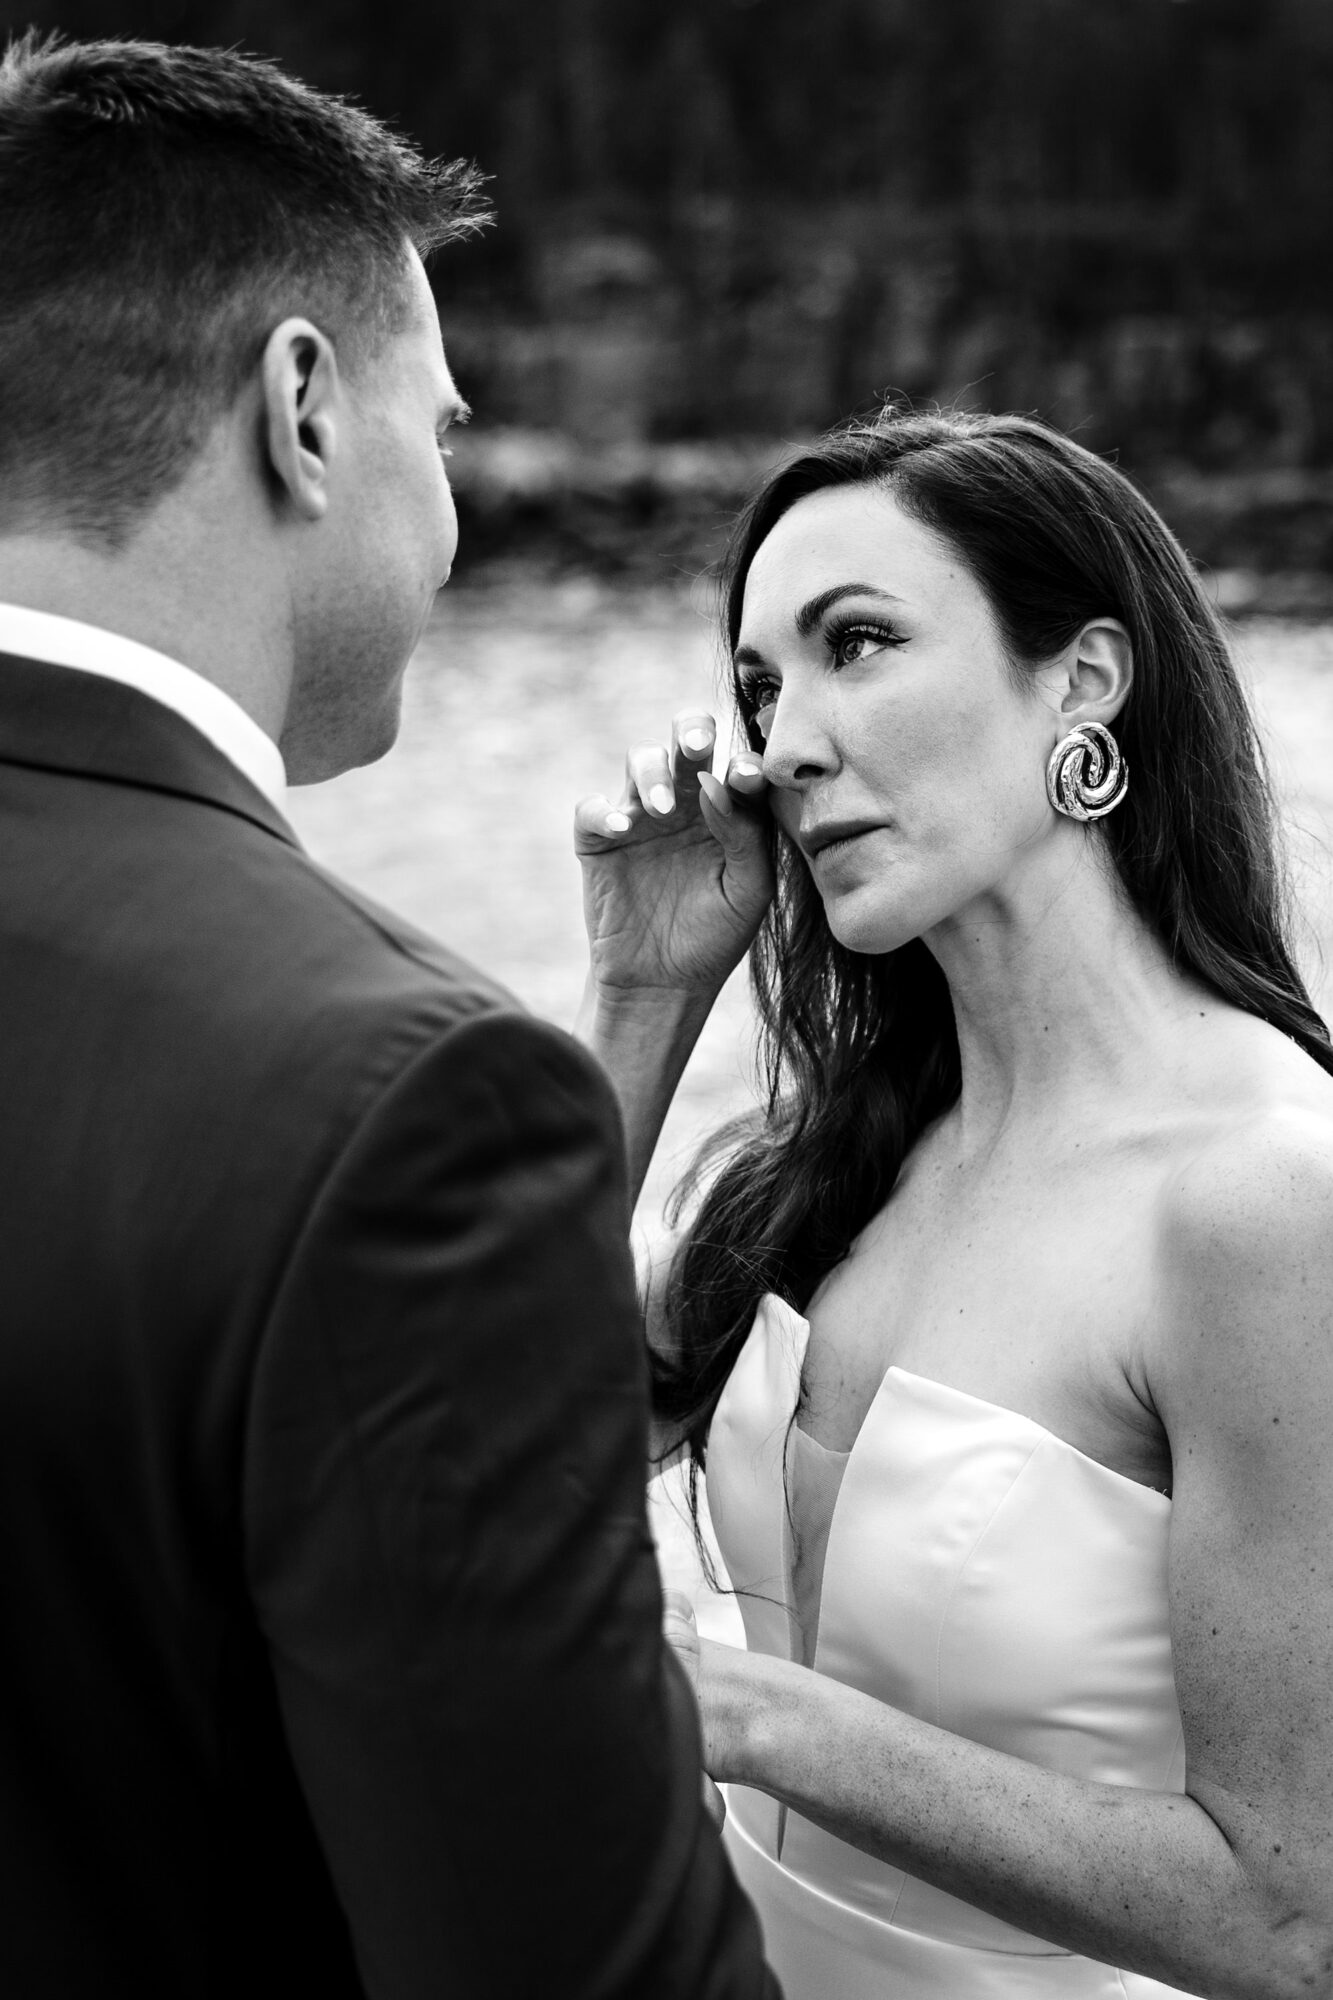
[762,1295,1170,1505]
[883,1365,1171,1505]
[791,1417,851,1460]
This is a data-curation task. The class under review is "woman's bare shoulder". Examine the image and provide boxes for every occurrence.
[1164,1021,1333,1223]
[1151,1032,1333,1405]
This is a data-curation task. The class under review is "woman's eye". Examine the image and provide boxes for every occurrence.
[742,678,780,738]
[831,625,895,668]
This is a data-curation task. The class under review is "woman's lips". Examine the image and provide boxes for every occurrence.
[802,822,886,865]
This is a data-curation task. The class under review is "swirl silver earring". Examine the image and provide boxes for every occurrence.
[1045,722,1128,822]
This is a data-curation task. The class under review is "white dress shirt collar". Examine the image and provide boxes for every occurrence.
[0,602,287,812]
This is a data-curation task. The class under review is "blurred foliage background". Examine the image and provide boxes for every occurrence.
[9,0,1333,590]
[7,0,1332,1161]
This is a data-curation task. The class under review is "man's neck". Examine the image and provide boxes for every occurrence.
[0,527,290,743]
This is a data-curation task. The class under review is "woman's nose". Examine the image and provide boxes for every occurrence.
[761,684,837,792]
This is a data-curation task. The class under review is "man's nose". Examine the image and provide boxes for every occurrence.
[439,476,460,583]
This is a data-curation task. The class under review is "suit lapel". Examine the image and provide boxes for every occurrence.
[0,651,301,849]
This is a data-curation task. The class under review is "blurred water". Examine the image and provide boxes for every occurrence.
[287,583,1333,1240]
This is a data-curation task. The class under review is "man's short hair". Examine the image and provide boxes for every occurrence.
[0,33,490,546]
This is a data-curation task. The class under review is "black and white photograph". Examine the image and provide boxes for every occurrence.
[1,4,1331,1995]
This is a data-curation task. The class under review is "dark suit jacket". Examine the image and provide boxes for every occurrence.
[0,652,774,1999]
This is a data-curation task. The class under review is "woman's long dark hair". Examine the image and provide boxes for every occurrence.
[654,407,1333,1478]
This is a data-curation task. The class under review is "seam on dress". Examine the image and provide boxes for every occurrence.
[932,1436,1045,1726]
[884,1438,1043,1933]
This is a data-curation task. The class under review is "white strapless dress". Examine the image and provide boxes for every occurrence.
[682,1293,1197,1999]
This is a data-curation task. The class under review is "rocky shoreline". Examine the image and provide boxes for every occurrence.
[446,430,1333,616]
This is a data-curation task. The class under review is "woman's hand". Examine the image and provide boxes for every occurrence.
[574,712,774,1004]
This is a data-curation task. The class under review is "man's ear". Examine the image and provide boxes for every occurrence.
[1036,619,1133,732]
[260,318,341,521]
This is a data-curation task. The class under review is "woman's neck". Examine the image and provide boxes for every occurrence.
[924,830,1195,1163]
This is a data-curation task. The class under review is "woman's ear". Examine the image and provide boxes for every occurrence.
[1040,618,1133,730]
[260,318,341,521]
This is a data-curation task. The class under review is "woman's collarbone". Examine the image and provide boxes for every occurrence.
[798,1236,1169,1488]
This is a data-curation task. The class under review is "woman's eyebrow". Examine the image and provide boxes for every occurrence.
[732,584,908,668]
[794,583,903,636]
[735,582,907,664]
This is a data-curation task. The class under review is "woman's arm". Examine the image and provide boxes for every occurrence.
[572,977,717,1207]
[684,1114,1333,1999]
[573,711,773,1205]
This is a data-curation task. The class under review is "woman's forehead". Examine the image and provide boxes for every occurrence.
[739,486,975,633]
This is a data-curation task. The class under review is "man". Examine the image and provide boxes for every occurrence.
[0,33,774,1997]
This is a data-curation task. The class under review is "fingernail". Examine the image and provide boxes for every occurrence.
[734,759,762,780]
[604,810,631,833]
[649,785,675,815]
[681,727,712,756]
[699,772,732,815]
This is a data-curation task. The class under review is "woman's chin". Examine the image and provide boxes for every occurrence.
[822,893,923,957]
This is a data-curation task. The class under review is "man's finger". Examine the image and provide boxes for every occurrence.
[663,1587,698,1644]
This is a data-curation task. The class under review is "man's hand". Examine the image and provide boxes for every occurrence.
[664,1589,727,1830]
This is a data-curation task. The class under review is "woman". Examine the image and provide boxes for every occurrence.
[572,409,1333,1999]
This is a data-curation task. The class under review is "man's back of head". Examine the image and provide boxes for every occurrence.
[0,34,489,777]
[0,31,485,545]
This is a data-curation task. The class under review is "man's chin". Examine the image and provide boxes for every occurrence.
[283,688,404,786]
